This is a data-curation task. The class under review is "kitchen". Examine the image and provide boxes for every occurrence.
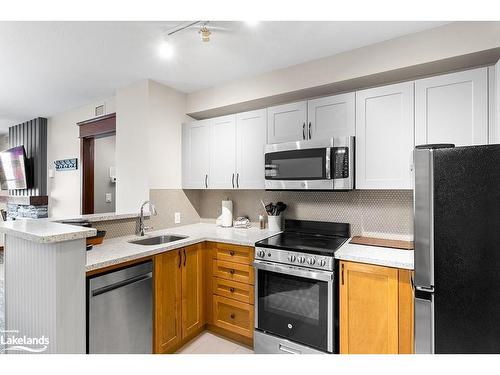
[1,10,500,372]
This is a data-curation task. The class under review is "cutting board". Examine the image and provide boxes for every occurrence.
[349,236,414,250]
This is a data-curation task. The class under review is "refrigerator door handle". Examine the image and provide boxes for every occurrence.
[415,285,435,293]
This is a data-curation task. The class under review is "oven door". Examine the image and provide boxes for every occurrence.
[254,260,334,353]
[264,140,332,190]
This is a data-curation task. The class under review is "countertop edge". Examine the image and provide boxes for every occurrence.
[85,235,260,272]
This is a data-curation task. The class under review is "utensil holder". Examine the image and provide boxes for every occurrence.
[268,215,282,231]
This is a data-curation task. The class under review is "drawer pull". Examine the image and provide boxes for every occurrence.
[229,250,235,256]
[229,269,235,275]
[230,313,235,319]
[229,287,235,293]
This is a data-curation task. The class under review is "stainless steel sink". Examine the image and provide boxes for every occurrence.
[128,235,188,246]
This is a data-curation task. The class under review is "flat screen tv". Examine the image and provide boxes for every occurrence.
[0,146,30,190]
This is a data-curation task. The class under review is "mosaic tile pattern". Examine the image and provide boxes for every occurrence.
[197,190,414,239]
[92,217,140,238]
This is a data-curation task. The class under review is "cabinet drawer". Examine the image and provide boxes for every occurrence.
[213,259,254,285]
[213,295,254,338]
[212,277,254,304]
[215,243,253,265]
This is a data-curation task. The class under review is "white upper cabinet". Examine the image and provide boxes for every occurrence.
[209,115,237,189]
[356,82,415,190]
[236,109,267,189]
[415,67,488,147]
[267,101,307,143]
[307,92,355,139]
[182,120,210,189]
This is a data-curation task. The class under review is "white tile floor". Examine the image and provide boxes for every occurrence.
[176,332,254,354]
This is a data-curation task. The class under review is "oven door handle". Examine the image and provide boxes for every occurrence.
[253,260,333,282]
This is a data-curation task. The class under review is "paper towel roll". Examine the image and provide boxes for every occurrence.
[221,200,233,227]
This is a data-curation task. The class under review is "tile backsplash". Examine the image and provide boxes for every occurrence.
[92,189,414,240]
[196,189,414,239]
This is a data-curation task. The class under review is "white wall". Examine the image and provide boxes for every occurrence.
[148,80,191,189]
[115,80,150,214]
[187,22,500,115]
[47,97,116,218]
[115,79,189,213]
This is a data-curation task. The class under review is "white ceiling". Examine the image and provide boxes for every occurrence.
[0,21,448,133]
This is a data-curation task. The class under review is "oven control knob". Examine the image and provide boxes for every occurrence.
[297,256,306,264]
[318,259,327,267]
[288,254,296,262]
[306,257,316,265]
[257,249,266,258]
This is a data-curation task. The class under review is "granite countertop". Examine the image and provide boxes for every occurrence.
[334,241,414,270]
[43,211,148,223]
[86,223,280,272]
[0,219,97,243]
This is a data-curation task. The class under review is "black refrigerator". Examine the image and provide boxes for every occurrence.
[414,144,500,353]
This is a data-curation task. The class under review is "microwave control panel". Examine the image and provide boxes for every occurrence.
[332,147,349,179]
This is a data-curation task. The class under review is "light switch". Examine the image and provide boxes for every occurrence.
[48,168,54,178]
[174,212,181,224]
[105,193,112,203]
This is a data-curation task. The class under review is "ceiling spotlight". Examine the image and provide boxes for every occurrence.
[158,40,174,59]
[244,20,260,27]
[199,26,211,42]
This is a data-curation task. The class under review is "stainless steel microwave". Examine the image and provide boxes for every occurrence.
[264,136,354,190]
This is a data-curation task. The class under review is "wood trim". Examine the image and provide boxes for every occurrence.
[350,236,414,250]
[78,113,116,138]
[398,269,414,354]
[81,137,94,214]
[85,255,152,277]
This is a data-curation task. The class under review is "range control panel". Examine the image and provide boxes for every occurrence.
[255,247,334,271]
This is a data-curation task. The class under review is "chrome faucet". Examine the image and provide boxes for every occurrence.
[139,200,158,236]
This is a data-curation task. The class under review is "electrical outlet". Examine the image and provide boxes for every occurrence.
[174,212,181,224]
[105,193,112,203]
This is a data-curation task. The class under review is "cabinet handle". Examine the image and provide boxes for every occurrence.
[232,173,235,188]
[341,263,345,285]
[308,121,312,139]
[236,173,239,188]
[230,313,235,319]
[178,250,182,268]
[229,250,235,256]
[205,174,208,188]
[229,287,235,293]
[302,122,305,140]
[183,249,187,267]
[229,269,235,275]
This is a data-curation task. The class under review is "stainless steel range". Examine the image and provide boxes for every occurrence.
[253,219,350,354]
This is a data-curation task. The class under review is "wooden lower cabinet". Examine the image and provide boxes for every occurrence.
[154,244,205,353]
[181,244,205,338]
[339,260,414,354]
[212,295,254,338]
[154,249,182,354]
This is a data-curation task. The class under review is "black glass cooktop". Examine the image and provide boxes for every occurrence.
[255,232,349,256]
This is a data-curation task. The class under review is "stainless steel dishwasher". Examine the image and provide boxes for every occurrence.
[87,261,153,354]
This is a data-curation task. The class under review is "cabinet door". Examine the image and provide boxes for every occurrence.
[209,115,237,189]
[415,67,488,146]
[340,261,399,354]
[181,244,205,339]
[267,101,307,143]
[307,92,355,139]
[154,250,182,354]
[356,82,414,189]
[236,109,267,189]
[182,120,210,189]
